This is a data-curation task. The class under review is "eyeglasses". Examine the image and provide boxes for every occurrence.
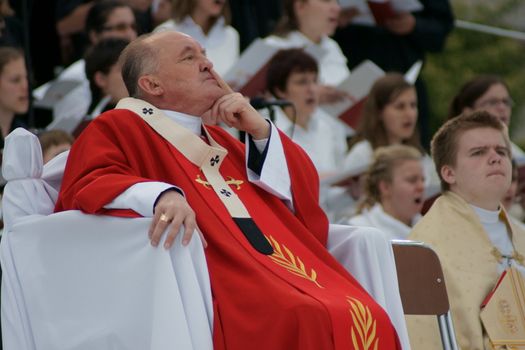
[477,97,515,109]
[101,22,137,32]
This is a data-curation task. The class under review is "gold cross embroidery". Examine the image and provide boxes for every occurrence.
[195,174,244,190]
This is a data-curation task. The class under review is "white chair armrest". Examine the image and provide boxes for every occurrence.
[1,211,213,350]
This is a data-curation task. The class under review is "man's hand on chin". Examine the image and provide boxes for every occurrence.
[207,69,271,140]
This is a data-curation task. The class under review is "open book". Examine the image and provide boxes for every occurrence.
[339,0,423,26]
[480,267,525,347]
[320,60,384,129]
[223,38,326,98]
[320,60,422,129]
[320,163,370,188]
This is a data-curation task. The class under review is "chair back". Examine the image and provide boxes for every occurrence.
[392,240,459,350]
[392,240,449,315]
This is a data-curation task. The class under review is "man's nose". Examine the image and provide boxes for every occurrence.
[200,56,213,71]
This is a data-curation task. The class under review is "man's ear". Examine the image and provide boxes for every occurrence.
[440,165,456,185]
[137,75,163,96]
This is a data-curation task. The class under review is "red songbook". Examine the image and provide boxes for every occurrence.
[223,39,326,98]
[320,60,385,130]
[367,0,397,26]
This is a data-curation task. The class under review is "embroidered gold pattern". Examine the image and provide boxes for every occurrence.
[195,175,212,189]
[265,235,323,288]
[195,174,244,190]
[347,296,379,350]
[225,176,243,190]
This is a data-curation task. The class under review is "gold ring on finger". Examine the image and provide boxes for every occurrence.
[159,213,170,222]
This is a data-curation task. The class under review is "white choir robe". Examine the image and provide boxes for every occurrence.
[348,203,421,241]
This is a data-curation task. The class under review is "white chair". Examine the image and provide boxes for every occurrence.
[1,128,213,350]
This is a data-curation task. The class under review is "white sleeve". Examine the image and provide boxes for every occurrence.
[245,122,292,204]
[104,181,181,217]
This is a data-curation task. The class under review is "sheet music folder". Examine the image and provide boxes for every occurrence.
[480,267,525,348]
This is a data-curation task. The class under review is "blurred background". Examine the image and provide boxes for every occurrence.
[425,0,525,146]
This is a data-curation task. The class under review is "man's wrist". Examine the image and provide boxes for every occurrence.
[248,121,271,140]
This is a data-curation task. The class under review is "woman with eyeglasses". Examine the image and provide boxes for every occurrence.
[154,0,239,76]
[448,75,523,158]
[34,0,138,129]
[52,0,137,84]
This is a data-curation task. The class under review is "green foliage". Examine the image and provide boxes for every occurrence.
[422,1,525,145]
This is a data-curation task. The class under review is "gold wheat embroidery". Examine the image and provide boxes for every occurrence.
[265,235,323,288]
[347,296,379,350]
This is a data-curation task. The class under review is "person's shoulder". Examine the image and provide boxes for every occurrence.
[263,34,289,48]
[224,24,239,38]
[153,19,178,32]
[349,139,372,153]
[347,212,372,227]
[323,35,342,49]
[93,108,141,126]
[58,59,86,81]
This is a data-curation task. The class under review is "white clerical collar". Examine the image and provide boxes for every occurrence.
[161,109,202,136]
[470,204,501,224]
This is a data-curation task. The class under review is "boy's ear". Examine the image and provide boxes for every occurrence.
[440,165,456,185]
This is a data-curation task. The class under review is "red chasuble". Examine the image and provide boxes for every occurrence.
[56,108,400,350]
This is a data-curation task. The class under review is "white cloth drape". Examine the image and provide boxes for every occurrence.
[1,128,66,231]
[328,224,411,350]
[1,128,213,350]
[1,212,213,350]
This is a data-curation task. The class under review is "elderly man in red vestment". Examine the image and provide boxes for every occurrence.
[55,31,401,349]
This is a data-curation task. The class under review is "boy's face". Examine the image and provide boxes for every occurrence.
[441,127,511,210]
